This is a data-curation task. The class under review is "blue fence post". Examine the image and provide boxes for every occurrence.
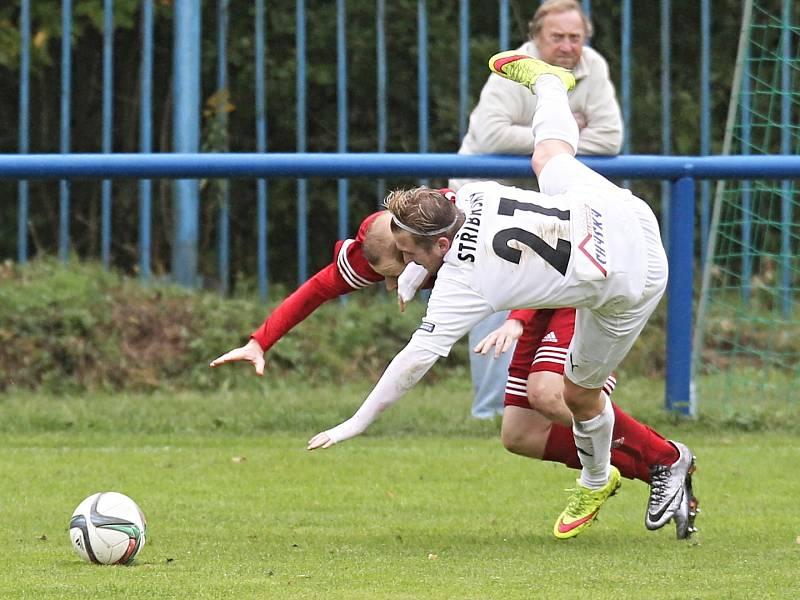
[665,176,695,416]
[17,0,30,264]
[59,0,72,263]
[418,0,429,187]
[337,0,348,244]
[620,0,631,190]
[296,0,308,285]
[337,0,349,304]
[699,0,711,266]
[255,0,269,302]
[101,0,114,269]
[660,0,671,252]
[376,0,387,206]
[217,0,230,295]
[172,0,201,287]
[499,0,509,50]
[458,0,469,141]
[139,0,153,282]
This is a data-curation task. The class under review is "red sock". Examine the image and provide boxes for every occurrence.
[542,423,582,470]
[541,404,679,484]
[611,403,679,483]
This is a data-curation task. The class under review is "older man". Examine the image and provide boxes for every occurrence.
[453,0,622,184]
[454,0,624,420]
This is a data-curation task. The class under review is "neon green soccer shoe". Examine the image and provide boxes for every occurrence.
[554,466,621,539]
[488,50,576,92]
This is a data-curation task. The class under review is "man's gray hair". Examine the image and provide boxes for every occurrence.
[528,0,593,41]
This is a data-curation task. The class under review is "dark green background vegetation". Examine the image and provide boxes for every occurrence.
[0,1,743,289]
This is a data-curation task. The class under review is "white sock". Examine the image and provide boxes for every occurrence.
[531,75,579,153]
[572,395,615,489]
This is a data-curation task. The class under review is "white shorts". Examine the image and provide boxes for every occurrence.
[540,154,669,389]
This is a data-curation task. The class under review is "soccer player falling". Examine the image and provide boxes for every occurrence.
[307,52,699,539]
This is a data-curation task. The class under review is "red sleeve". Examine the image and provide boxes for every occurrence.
[250,214,384,351]
[436,188,457,204]
[509,309,537,324]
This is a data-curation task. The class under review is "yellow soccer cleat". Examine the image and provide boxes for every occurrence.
[554,466,621,539]
[488,50,576,92]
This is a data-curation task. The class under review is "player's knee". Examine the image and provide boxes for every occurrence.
[561,388,583,412]
[562,380,604,420]
[527,384,559,420]
[501,421,530,456]
[527,376,571,425]
[531,152,548,176]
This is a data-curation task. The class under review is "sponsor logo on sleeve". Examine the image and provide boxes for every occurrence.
[418,321,436,333]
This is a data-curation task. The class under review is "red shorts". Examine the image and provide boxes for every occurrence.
[504,308,617,408]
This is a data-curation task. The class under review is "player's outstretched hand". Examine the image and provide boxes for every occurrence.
[473,318,524,358]
[307,431,335,450]
[209,338,266,376]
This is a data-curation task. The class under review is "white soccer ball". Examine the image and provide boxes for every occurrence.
[69,492,147,565]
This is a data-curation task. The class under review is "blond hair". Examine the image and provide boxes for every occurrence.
[362,213,403,266]
[528,0,593,40]
[384,187,461,247]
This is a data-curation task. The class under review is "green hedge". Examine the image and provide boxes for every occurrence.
[1,259,671,393]
[1,259,467,392]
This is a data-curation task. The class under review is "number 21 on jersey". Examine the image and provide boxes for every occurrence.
[491,197,571,275]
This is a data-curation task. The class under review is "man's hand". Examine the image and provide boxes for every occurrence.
[572,111,587,130]
[307,431,335,450]
[209,337,267,376]
[473,318,524,358]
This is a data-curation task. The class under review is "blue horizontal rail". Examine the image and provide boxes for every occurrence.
[1,153,799,181]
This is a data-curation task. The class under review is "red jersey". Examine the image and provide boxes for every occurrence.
[250,212,385,351]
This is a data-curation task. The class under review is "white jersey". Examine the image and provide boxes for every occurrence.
[411,181,651,357]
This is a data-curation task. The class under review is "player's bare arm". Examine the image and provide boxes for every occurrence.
[209,338,266,376]
[307,343,440,451]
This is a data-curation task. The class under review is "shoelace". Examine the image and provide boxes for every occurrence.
[648,464,672,505]
[563,487,593,518]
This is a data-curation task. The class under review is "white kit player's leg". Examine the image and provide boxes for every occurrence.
[572,392,615,488]
[530,76,622,197]
[530,75,579,154]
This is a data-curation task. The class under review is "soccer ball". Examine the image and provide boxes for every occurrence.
[69,492,147,565]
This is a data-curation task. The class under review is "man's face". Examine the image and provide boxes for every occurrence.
[369,254,405,291]
[393,229,448,275]
[534,10,585,69]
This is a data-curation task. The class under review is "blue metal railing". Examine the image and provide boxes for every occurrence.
[16,1,725,286]
[11,2,797,414]
[2,152,799,415]
[3,153,796,181]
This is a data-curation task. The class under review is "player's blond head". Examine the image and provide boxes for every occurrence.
[528,0,593,40]
[385,187,461,248]
[363,212,404,275]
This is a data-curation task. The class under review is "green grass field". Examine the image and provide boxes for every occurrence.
[2,377,799,599]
